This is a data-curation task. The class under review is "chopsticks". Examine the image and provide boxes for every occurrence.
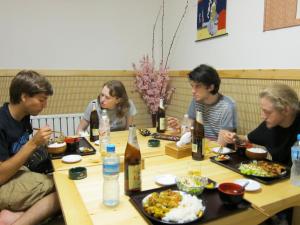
[33,128,63,135]
[251,203,270,217]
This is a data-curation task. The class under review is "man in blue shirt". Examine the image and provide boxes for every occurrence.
[0,71,60,225]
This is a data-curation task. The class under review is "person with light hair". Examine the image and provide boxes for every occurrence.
[221,83,300,225]
[76,80,137,134]
[221,83,300,165]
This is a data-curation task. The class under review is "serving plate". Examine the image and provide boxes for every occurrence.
[238,161,287,179]
[155,174,177,186]
[210,152,290,184]
[212,147,232,154]
[142,190,205,224]
[214,155,230,162]
[234,179,261,192]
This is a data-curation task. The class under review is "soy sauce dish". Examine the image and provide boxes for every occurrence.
[218,182,244,205]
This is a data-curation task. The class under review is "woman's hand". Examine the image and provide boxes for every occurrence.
[167,117,181,131]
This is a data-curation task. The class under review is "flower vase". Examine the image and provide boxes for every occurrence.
[151,113,157,128]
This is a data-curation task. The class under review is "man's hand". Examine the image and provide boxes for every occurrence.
[217,130,237,146]
[31,126,52,147]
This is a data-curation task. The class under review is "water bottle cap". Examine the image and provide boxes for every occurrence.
[297,134,300,141]
[106,144,115,152]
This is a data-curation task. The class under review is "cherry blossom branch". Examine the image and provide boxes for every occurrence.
[152,5,162,64]
[164,0,189,70]
[161,0,165,64]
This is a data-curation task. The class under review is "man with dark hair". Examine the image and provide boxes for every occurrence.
[0,70,60,225]
[168,64,237,141]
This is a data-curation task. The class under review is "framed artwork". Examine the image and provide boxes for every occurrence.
[264,0,300,31]
[196,0,228,41]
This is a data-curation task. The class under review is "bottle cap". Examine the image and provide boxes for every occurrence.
[106,144,115,152]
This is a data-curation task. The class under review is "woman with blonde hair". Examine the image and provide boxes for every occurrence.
[76,80,137,134]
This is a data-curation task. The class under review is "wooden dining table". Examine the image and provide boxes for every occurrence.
[52,130,300,225]
[51,128,171,171]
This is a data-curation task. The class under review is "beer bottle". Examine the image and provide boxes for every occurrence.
[124,125,141,195]
[90,101,99,142]
[192,110,204,160]
[156,98,166,133]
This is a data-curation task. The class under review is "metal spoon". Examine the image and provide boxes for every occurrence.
[242,181,250,190]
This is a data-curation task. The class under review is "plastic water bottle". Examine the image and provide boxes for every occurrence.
[99,109,110,152]
[181,114,190,136]
[103,144,120,207]
[291,134,300,186]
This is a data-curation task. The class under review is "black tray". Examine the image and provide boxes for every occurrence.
[49,137,96,159]
[130,184,250,225]
[210,152,290,184]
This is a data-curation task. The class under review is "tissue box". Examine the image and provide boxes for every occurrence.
[165,142,192,159]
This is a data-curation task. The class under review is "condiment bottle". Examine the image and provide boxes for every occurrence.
[192,110,204,160]
[156,98,166,133]
[181,114,190,136]
[99,109,110,153]
[124,125,141,195]
[90,101,99,142]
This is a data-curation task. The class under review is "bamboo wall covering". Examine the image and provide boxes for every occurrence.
[0,69,300,135]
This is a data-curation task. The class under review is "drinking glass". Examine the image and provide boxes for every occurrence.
[187,160,201,177]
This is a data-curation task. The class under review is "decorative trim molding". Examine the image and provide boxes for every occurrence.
[0,69,299,80]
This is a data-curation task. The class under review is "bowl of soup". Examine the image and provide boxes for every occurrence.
[218,182,244,205]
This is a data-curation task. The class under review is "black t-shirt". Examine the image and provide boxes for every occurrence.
[0,103,32,161]
[247,112,300,165]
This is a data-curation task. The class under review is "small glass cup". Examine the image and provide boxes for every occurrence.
[187,160,202,177]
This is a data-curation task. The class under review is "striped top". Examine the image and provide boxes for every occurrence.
[188,95,237,140]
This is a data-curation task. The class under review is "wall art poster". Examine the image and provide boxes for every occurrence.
[264,0,300,31]
[196,0,227,41]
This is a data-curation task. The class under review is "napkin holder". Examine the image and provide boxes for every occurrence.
[165,142,192,159]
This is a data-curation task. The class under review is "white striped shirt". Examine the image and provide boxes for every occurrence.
[188,95,237,140]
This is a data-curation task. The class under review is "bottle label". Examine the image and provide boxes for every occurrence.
[103,163,119,175]
[291,147,300,160]
[159,118,166,130]
[192,143,198,153]
[92,128,98,136]
[128,164,141,190]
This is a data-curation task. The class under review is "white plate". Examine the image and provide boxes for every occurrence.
[234,179,261,192]
[61,155,82,163]
[155,174,176,186]
[212,147,232,154]
[94,140,99,145]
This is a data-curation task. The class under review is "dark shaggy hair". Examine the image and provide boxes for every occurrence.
[188,64,220,94]
[10,70,53,104]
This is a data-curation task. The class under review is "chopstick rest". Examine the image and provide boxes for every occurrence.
[69,167,87,180]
